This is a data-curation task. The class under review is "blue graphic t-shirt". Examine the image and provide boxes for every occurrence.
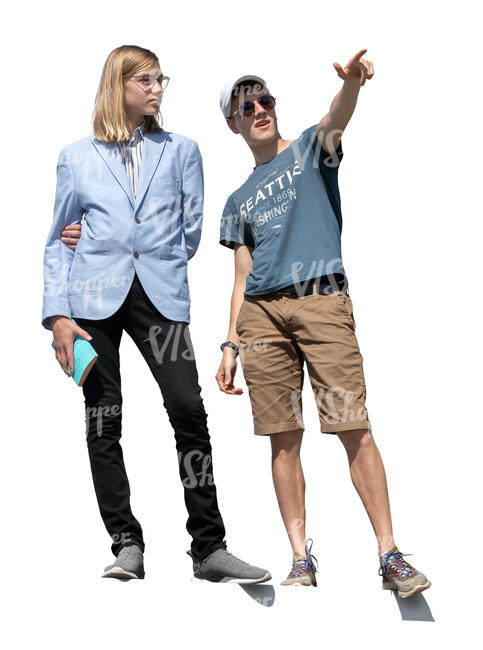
[219,123,346,295]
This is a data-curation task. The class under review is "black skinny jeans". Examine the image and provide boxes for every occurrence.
[74,272,227,560]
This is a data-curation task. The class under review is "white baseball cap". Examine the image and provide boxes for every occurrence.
[219,74,270,118]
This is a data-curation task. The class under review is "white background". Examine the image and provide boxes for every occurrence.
[2,0,481,647]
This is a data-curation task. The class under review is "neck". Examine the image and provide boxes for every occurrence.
[125,114,145,139]
[251,133,292,167]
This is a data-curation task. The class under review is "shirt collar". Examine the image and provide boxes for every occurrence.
[122,119,146,146]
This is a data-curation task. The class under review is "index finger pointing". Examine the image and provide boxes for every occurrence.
[349,48,368,64]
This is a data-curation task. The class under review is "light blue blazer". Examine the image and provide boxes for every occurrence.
[42,130,203,330]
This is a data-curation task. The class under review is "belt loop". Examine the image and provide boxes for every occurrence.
[312,276,321,295]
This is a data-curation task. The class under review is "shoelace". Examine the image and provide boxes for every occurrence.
[289,538,319,578]
[219,550,250,567]
[378,549,417,579]
[117,546,133,559]
[199,548,250,568]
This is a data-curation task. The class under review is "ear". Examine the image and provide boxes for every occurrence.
[226,117,240,135]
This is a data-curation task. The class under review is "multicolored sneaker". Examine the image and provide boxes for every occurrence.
[281,538,318,586]
[378,546,431,598]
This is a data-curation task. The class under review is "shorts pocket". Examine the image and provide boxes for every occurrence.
[337,292,355,326]
[235,298,248,334]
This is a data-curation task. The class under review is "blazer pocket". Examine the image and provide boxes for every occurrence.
[153,178,181,192]
[69,239,111,293]
[159,243,187,261]
[158,243,189,298]
[80,239,110,254]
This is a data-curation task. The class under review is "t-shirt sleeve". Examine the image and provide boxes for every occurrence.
[305,123,344,229]
[305,123,343,181]
[219,196,255,249]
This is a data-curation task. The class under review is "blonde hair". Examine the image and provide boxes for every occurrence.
[93,45,164,142]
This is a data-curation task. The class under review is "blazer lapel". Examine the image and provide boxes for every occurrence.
[134,132,168,214]
[91,131,168,214]
[91,138,135,210]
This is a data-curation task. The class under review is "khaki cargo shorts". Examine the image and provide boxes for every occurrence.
[235,289,372,436]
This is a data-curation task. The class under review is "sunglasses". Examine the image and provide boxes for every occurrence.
[229,95,276,119]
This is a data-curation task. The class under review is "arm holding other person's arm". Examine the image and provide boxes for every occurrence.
[215,243,253,395]
[316,48,374,154]
[60,220,82,250]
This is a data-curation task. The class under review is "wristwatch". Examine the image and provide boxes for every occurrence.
[220,341,239,356]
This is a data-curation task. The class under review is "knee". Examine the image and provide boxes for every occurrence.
[164,394,208,435]
[271,436,303,462]
[165,393,205,418]
[337,428,374,452]
[85,402,122,441]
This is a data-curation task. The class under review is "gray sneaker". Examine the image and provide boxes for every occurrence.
[102,544,145,579]
[187,547,271,584]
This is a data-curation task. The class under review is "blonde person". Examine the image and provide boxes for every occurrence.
[43,44,271,584]
[215,51,431,598]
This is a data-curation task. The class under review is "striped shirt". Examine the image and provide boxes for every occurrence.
[117,120,146,199]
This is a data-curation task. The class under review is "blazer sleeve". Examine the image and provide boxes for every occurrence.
[180,140,204,260]
[41,146,85,331]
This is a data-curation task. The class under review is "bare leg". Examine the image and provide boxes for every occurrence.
[270,429,307,556]
[337,429,396,556]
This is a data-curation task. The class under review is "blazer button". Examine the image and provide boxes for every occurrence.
[133,251,139,259]
[135,217,141,223]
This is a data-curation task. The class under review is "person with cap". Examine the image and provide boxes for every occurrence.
[216,49,432,597]
[43,44,271,585]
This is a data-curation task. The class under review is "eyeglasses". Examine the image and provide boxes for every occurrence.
[229,95,276,119]
[128,73,170,92]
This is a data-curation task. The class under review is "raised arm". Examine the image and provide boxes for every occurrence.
[215,242,253,395]
[316,48,374,154]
